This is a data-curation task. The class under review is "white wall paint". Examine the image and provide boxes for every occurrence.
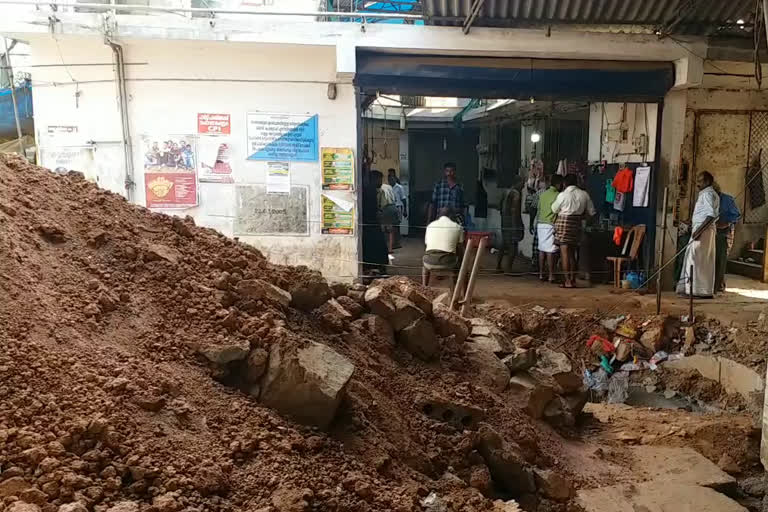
[587,102,657,164]
[30,36,359,282]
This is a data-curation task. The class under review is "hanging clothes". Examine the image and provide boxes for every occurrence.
[612,167,634,194]
[605,179,616,203]
[613,191,626,212]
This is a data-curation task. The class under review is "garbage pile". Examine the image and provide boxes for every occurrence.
[0,154,586,512]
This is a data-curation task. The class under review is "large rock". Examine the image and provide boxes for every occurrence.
[0,477,32,498]
[639,315,679,353]
[364,287,396,319]
[464,343,511,393]
[335,296,364,319]
[245,348,269,384]
[105,503,140,512]
[235,279,291,308]
[315,298,353,332]
[477,424,535,495]
[398,284,432,315]
[529,348,582,393]
[469,318,515,355]
[7,504,41,512]
[198,339,250,365]
[502,348,537,373]
[543,391,588,427]
[289,278,332,312]
[432,303,470,342]
[508,373,555,419]
[397,318,439,360]
[260,341,355,429]
[390,297,425,331]
[534,469,574,501]
[433,292,451,310]
[354,314,395,346]
[145,243,181,264]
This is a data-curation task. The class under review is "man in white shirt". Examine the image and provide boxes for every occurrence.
[388,168,407,249]
[677,171,719,298]
[372,170,400,255]
[551,174,596,288]
[422,208,464,287]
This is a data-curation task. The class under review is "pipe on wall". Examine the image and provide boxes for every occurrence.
[106,38,135,202]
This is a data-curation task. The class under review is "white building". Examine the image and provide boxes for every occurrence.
[2,0,767,285]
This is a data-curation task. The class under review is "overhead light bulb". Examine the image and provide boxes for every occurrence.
[530,132,541,143]
[530,96,535,104]
[737,19,745,24]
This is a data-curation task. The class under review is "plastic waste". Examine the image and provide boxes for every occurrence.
[619,362,642,372]
[649,350,669,370]
[600,315,625,331]
[607,371,629,404]
[422,492,447,512]
[583,368,610,392]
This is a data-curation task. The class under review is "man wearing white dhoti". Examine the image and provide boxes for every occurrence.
[677,171,719,298]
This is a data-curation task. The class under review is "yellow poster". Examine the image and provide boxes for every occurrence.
[321,147,354,190]
[322,194,354,235]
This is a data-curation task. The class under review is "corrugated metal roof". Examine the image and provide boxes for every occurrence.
[422,0,755,35]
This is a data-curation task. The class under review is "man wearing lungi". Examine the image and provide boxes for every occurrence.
[536,175,563,282]
[677,171,719,298]
[551,174,596,288]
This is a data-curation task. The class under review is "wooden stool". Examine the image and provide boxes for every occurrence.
[606,256,630,288]
[425,268,456,290]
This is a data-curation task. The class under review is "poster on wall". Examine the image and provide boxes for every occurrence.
[198,113,231,135]
[234,184,308,236]
[321,147,354,190]
[266,161,290,194]
[198,136,235,183]
[321,194,354,235]
[246,112,318,162]
[142,135,198,209]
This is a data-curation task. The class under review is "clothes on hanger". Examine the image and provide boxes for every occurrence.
[612,166,634,194]
[605,179,616,203]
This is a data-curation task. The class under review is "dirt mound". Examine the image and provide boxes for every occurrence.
[0,155,580,512]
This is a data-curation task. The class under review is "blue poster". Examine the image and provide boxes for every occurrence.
[246,113,318,162]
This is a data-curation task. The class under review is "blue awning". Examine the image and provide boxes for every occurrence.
[356,53,674,101]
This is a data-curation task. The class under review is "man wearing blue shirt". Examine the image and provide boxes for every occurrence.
[715,189,741,293]
[428,162,465,224]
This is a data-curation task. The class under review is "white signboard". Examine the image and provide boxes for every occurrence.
[246,112,318,162]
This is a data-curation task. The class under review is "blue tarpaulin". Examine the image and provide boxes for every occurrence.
[0,83,33,138]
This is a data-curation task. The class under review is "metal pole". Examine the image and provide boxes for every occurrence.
[450,239,474,311]
[460,236,487,316]
[688,264,694,323]
[2,35,24,156]
[656,187,669,314]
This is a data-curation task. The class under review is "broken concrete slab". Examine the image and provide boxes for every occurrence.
[390,296,425,331]
[259,341,355,429]
[534,469,574,501]
[468,318,515,355]
[398,284,432,315]
[417,395,485,430]
[507,373,555,419]
[432,303,469,342]
[234,279,291,307]
[528,347,582,394]
[628,446,736,491]
[354,314,395,346]
[198,339,250,365]
[364,287,396,319]
[477,424,535,495]
[289,279,332,312]
[315,298,354,332]
[664,354,764,401]
[501,348,537,373]
[576,482,746,512]
[397,317,439,360]
[465,344,510,393]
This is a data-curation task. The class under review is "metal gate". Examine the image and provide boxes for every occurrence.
[746,112,768,224]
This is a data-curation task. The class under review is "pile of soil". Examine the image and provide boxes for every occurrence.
[0,154,577,512]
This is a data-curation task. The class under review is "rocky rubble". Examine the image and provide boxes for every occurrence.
[0,155,586,512]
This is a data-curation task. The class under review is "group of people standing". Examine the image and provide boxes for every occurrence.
[362,168,408,274]
[499,172,595,288]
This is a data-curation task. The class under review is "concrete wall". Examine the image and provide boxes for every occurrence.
[587,102,658,164]
[30,36,359,282]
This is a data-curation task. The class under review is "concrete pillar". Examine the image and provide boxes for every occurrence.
[656,89,688,290]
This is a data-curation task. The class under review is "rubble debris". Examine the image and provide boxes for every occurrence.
[198,340,250,365]
[432,303,470,342]
[534,469,574,501]
[235,279,291,307]
[397,317,439,360]
[390,296,426,331]
[353,313,395,345]
[259,341,355,429]
[464,343,511,393]
[418,396,484,429]
[288,276,332,311]
[508,373,555,420]
[501,348,537,373]
[468,318,515,355]
[398,284,433,315]
[529,348,582,394]
[477,425,536,495]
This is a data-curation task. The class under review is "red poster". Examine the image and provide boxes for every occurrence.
[145,172,198,209]
[198,113,231,134]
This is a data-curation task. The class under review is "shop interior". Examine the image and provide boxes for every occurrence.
[356,54,674,288]
[357,55,667,289]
